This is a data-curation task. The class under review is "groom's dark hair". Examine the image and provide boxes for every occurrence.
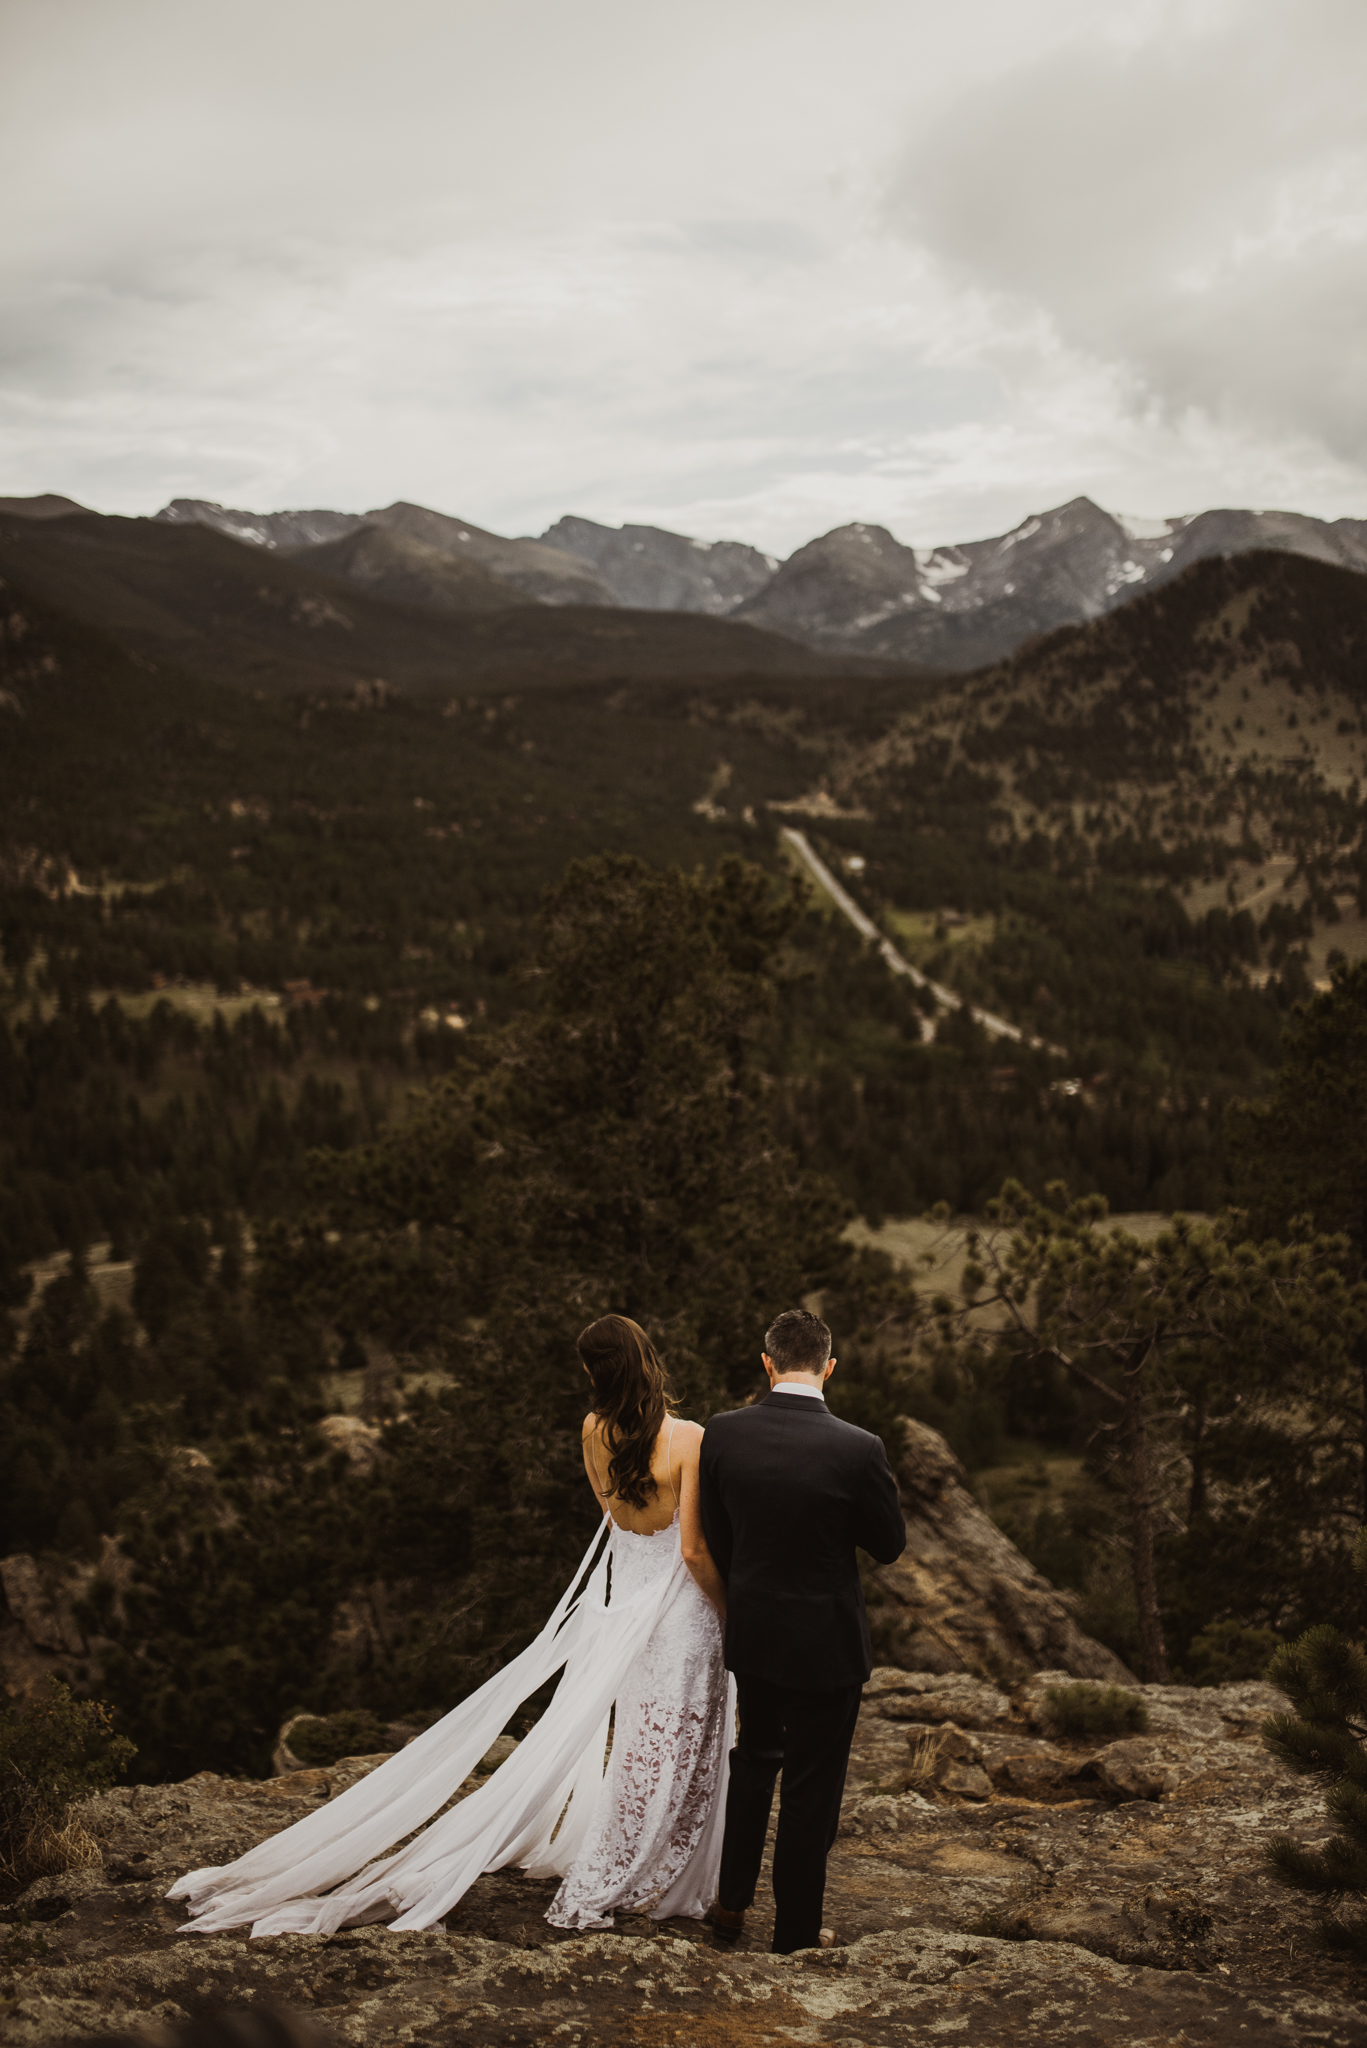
[764,1308,832,1375]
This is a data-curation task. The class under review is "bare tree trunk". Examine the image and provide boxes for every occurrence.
[1124,1370,1169,1682]
[1186,1394,1207,1522]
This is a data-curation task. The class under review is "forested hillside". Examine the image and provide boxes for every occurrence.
[3,529,1367,1773]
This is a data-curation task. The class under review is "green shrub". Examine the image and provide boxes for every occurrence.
[1042,1681,1149,1738]
[285,1710,389,1767]
[1264,1598,1367,1951]
[0,1680,135,1888]
[1185,1621,1283,1686]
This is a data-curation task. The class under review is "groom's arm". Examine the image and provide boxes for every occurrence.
[697,1424,733,1581]
[854,1434,907,1565]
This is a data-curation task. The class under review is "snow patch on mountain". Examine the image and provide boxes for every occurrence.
[915,549,970,585]
[1115,511,1179,542]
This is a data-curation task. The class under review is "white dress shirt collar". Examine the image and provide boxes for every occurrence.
[770,1379,826,1401]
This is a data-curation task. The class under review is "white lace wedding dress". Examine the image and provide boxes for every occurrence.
[168,1503,733,1938]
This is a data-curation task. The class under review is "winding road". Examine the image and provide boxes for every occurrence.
[780,827,1065,1057]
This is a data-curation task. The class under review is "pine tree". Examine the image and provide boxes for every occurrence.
[253,853,877,1696]
[933,1183,1361,1680]
[92,854,916,1774]
[1228,960,1367,1533]
[1228,958,1367,1267]
[1264,1532,1367,1952]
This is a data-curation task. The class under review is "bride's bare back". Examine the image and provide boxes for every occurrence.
[581,1402,725,1616]
[583,1411,698,1534]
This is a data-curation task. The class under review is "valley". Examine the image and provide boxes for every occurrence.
[1,495,1366,1806]
[10,3,1367,2028]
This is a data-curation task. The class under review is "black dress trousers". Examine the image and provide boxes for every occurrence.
[717,1674,863,1954]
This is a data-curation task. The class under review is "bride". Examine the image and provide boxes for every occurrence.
[168,1316,736,1937]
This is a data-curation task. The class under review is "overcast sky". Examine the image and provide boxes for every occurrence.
[3,0,1365,553]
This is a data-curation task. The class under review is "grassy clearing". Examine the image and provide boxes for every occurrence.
[846,1211,1185,1304]
[884,908,997,960]
[972,1445,1087,1524]
[84,982,287,1024]
[2,976,288,1029]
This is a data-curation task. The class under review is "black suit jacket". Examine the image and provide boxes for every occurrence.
[698,1390,907,1691]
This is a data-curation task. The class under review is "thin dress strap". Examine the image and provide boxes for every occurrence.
[589,1426,610,1510]
[665,1415,678,1511]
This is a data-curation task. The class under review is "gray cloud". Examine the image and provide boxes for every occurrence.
[1,0,1363,548]
[890,0,1367,461]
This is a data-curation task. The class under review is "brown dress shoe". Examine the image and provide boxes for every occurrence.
[705,1903,746,1942]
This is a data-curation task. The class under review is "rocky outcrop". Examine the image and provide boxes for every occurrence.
[0,1540,133,1702]
[0,1418,1131,1710]
[313,1416,382,1473]
[873,1420,1136,1685]
[2,1675,1364,2045]
[0,1558,85,1659]
[7,1918,1362,2048]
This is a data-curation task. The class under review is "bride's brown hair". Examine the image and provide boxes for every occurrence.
[578,1315,676,1511]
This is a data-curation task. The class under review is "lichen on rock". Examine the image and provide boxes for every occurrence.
[2,1673,1364,2046]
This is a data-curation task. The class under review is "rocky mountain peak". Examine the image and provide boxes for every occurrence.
[743,494,1367,669]
[537,514,776,614]
[358,503,615,606]
[289,524,533,615]
[152,498,617,608]
[0,492,89,520]
[154,498,364,551]
[732,520,926,641]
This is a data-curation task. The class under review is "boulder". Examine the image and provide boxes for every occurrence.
[907,1720,995,1801]
[0,1554,84,1656]
[316,1414,383,1471]
[0,1535,134,1701]
[995,1888,1218,1969]
[937,1759,994,1800]
[987,1746,1076,1800]
[272,1715,449,1776]
[868,1669,1011,1729]
[1089,1738,1181,1803]
[273,1714,316,1775]
[925,1721,983,1765]
[842,1790,935,1835]
[868,1421,1136,1686]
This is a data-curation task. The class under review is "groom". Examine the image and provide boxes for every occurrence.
[696,1308,907,1954]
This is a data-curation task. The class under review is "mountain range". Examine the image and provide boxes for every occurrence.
[5,488,1367,673]
[0,508,890,700]
[740,499,1367,670]
[155,497,614,606]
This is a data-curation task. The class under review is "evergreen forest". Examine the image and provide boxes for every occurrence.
[3,523,1367,1778]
